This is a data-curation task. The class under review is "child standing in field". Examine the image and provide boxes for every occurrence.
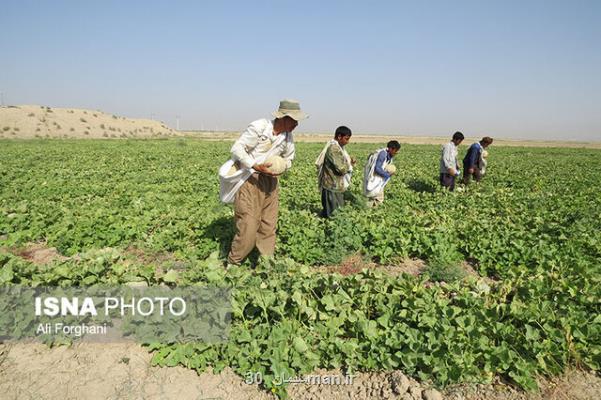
[439,131,464,191]
[363,140,401,207]
[315,126,355,218]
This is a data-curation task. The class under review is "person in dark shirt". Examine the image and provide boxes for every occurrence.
[462,136,493,185]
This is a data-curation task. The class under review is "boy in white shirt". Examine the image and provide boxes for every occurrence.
[439,131,464,191]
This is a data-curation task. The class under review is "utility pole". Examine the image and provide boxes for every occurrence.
[176,115,180,131]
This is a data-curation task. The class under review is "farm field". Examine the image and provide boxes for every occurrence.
[1,138,600,399]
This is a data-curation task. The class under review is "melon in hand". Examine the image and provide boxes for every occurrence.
[384,164,396,175]
[265,156,287,175]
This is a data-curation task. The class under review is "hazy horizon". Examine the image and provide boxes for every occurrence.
[2,1,600,141]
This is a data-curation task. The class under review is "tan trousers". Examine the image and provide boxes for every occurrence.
[228,173,279,264]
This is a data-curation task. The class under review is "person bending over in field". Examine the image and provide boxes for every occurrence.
[315,126,356,218]
[439,131,464,191]
[218,99,307,266]
[363,140,401,207]
[462,136,493,185]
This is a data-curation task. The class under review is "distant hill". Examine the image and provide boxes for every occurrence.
[0,105,180,139]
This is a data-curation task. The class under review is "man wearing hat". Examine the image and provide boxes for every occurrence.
[226,99,307,265]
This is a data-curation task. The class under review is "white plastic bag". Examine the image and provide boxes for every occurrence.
[363,148,390,198]
[218,134,287,203]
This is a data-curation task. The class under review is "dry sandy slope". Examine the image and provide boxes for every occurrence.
[1,108,598,147]
[0,105,179,139]
[183,131,601,149]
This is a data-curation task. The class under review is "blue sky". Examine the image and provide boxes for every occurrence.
[1,0,600,140]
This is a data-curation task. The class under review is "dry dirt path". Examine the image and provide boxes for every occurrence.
[1,342,599,400]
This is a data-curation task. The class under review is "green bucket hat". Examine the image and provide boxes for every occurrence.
[272,99,308,121]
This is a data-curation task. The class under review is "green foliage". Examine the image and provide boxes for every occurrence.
[2,252,599,396]
[423,233,467,283]
[1,139,600,397]
[424,262,466,283]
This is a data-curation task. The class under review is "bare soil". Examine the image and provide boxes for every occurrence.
[1,242,67,265]
[316,254,427,277]
[444,370,601,400]
[1,342,599,400]
[0,342,273,400]
[316,254,484,282]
